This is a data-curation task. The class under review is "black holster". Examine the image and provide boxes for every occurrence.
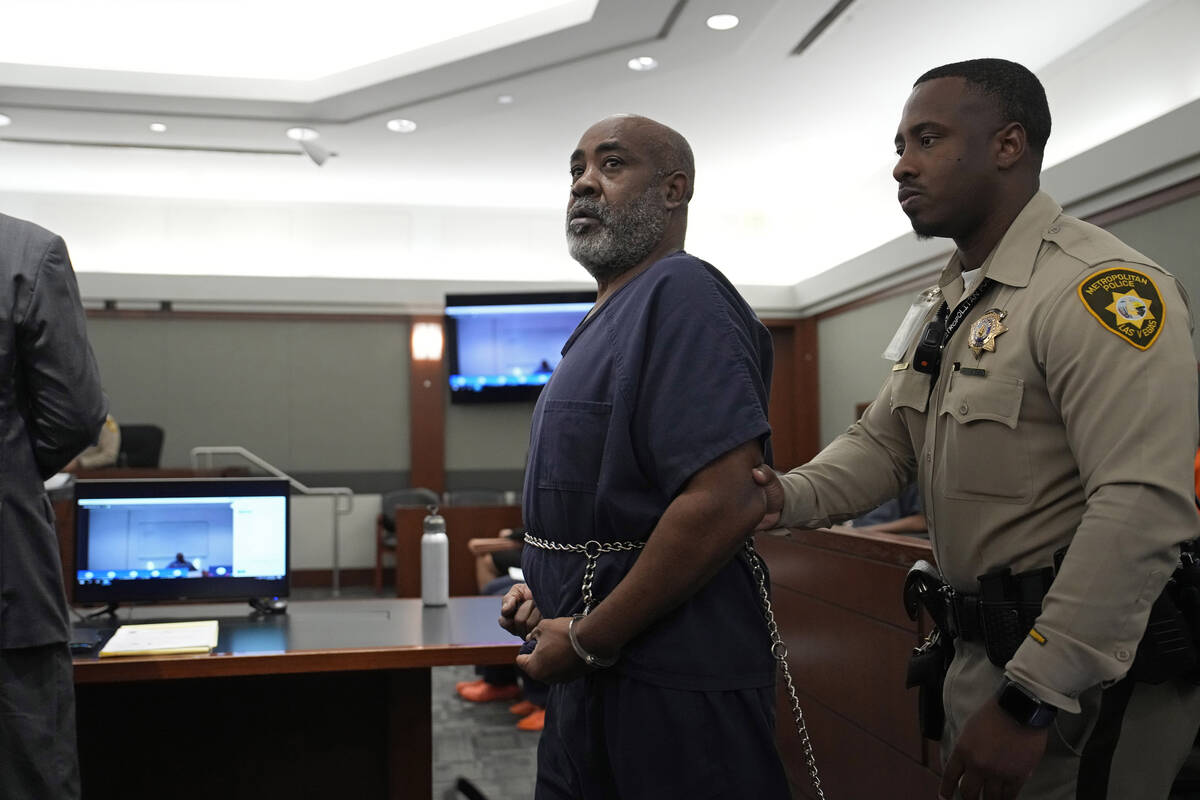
[903,560,953,740]
[1131,547,1200,684]
[905,630,953,740]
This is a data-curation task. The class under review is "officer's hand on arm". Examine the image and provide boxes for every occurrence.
[498,583,542,640]
[751,464,783,531]
[940,698,1048,800]
[516,617,591,684]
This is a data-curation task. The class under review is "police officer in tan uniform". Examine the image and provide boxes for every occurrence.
[756,59,1200,799]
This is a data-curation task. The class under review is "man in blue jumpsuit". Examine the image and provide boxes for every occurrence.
[499,115,792,799]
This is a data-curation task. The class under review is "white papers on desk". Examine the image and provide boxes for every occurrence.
[99,620,219,658]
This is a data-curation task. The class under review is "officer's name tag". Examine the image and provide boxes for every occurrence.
[882,287,941,362]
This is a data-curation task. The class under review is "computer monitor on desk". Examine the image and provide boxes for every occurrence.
[73,478,289,606]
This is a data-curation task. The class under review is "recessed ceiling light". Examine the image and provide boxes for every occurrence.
[706,14,739,31]
[497,95,514,105]
[149,122,167,133]
[627,56,658,72]
[0,113,11,127]
[286,126,319,141]
[386,118,418,133]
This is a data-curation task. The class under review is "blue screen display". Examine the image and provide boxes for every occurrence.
[73,478,290,605]
[445,294,593,402]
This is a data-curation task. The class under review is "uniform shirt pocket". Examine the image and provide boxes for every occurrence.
[535,399,612,493]
[940,372,1030,501]
[890,368,932,414]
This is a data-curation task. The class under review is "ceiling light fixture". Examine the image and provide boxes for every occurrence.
[497,95,514,105]
[0,113,12,127]
[286,126,320,141]
[706,14,739,30]
[386,118,418,133]
[149,122,167,133]
[627,56,658,72]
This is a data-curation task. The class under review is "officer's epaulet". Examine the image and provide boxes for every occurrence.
[1043,214,1161,272]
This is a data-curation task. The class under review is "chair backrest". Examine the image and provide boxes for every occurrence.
[381,488,440,514]
[118,424,165,468]
[443,489,508,507]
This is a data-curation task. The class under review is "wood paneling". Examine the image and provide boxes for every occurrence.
[761,533,919,631]
[291,567,374,588]
[778,679,940,800]
[764,318,820,470]
[767,322,798,468]
[408,315,447,493]
[772,585,922,760]
[72,596,518,799]
[394,505,524,597]
[793,317,820,464]
[763,527,940,797]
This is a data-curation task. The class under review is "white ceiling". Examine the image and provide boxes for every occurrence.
[1,0,1198,294]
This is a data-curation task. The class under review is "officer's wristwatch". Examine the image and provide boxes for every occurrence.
[996,679,1058,729]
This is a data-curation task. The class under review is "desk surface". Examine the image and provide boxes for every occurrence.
[72,596,520,684]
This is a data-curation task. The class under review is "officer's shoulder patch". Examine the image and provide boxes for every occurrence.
[1077,266,1165,350]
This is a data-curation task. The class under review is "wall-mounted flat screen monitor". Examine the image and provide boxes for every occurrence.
[73,478,290,605]
[445,291,596,404]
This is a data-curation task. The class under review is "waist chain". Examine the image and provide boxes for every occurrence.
[523,533,645,614]
[523,531,825,799]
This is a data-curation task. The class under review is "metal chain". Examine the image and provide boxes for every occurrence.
[523,534,645,613]
[744,538,825,800]
[526,532,826,797]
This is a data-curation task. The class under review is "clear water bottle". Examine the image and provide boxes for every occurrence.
[421,504,449,606]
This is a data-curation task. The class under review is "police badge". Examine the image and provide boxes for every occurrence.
[967,309,1008,357]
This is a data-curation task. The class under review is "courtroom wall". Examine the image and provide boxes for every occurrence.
[816,292,916,447]
[86,316,412,481]
[1104,191,1200,356]
[85,315,536,492]
[445,400,533,491]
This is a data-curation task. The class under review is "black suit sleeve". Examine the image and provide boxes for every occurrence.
[14,235,107,479]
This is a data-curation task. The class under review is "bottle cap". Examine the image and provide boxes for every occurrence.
[423,504,445,534]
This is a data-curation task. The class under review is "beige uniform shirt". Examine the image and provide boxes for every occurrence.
[777,191,1200,712]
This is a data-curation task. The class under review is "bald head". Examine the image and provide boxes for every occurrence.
[578,114,695,201]
[566,115,694,286]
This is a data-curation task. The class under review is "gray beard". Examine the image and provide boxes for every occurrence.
[566,185,667,283]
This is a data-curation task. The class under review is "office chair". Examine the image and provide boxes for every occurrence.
[117,424,165,468]
[374,487,441,594]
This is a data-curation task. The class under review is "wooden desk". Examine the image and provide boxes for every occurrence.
[393,506,524,597]
[757,527,940,799]
[72,596,520,800]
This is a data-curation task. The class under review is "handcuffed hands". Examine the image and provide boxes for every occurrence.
[498,583,542,640]
[516,616,592,684]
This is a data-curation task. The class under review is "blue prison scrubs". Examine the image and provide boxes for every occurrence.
[522,251,791,799]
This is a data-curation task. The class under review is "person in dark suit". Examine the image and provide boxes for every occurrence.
[0,213,107,800]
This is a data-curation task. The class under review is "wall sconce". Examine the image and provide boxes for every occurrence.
[411,321,444,361]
